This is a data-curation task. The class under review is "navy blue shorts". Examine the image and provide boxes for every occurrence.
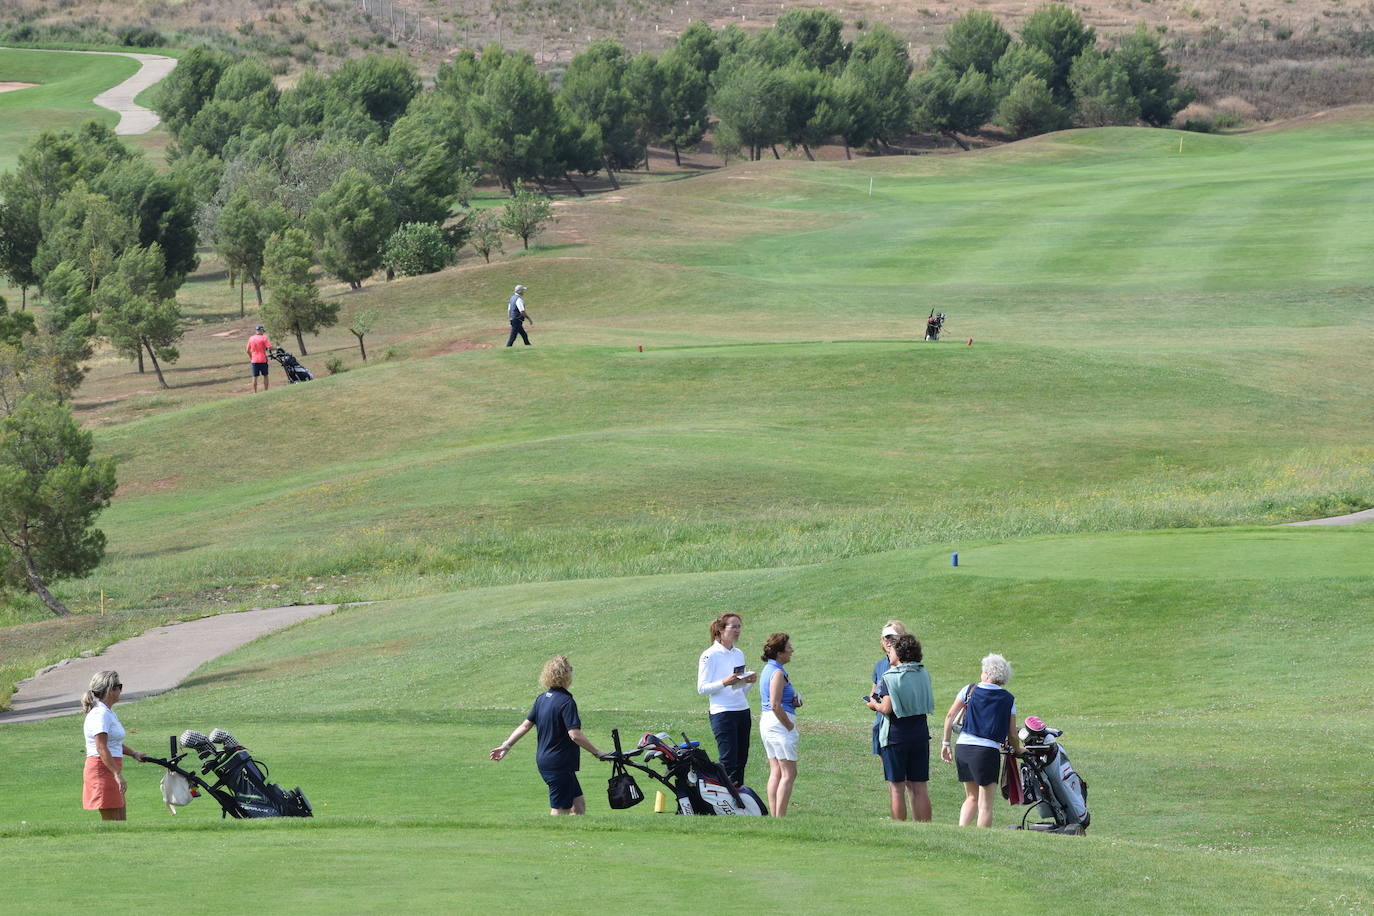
[955,743,1001,786]
[251,362,270,377]
[880,738,930,783]
[539,769,583,810]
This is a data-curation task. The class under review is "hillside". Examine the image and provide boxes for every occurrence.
[0,58,1371,911]
[32,117,1374,629]
[3,0,1373,120]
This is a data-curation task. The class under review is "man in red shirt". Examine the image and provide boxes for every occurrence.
[247,325,271,392]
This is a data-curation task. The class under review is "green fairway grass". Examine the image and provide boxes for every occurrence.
[61,338,1373,625]
[0,48,137,170]
[3,100,1374,910]
[944,526,1374,579]
[2,534,1370,909]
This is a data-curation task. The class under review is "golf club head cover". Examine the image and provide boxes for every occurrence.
[180,729,215,756]
[208,728,240,749]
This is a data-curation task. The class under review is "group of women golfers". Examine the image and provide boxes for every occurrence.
[490,611,1022,823]
[80,612,1019,822]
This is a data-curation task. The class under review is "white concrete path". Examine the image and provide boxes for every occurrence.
[0,605,337,724]
[1283,507,1374,526]
[0,47,176,134]
[92,51,176,134]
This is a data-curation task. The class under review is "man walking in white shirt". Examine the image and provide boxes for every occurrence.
[506,284,533,346]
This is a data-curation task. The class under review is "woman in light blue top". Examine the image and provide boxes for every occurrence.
[758,632,801,817]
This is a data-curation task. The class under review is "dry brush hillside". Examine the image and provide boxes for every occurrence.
[5,0,1373,121]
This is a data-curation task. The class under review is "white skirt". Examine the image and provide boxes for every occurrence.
[759,710,799,761]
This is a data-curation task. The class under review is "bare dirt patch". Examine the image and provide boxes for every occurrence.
[428,338,495,356]
[0,82,38,93]
[115,475,182,499]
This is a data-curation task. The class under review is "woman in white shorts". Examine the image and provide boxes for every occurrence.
[758,632,801,816]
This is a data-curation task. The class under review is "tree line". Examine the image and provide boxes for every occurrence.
[141,3,1192,307]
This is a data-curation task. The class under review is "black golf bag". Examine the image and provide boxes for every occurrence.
[267,346,314,383]
[145,728,313,819]
[924,311,947,341]
[600,729,766,816]
[1013,719,1089,834]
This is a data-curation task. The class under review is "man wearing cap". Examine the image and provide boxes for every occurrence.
[506,284,533,347]
[247,325,272,392]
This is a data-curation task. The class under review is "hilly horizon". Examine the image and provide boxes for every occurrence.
[4,0,1374,122]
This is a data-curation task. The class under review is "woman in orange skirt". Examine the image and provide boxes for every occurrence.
[82,671,148,820]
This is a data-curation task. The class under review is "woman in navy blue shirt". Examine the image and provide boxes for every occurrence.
[491,655,605,815]
[940,653,1022,827]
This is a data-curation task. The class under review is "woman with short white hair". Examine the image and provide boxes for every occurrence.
[940,653,1021,827]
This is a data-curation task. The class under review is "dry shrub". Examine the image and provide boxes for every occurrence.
[1175,30,1374,118]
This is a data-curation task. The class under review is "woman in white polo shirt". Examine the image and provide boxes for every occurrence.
[696,613,757,786]
[81,670,149,820]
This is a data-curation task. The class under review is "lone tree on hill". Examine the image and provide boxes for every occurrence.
[348,310,376,362]
[0,398,116,617]
[499,190,554,250]
[262,228,338,355]
[468,210,504,263]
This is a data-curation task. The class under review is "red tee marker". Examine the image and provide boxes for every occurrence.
[967,338,973,346]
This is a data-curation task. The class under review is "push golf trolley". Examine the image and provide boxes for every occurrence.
[599,729,767,816]
[924,311,947,341]
[267,346,314,383]
[1011,716,1089,834]
[143,728,313,819]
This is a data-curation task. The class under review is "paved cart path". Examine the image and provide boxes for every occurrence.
[91,51,176,134]
[1283,507,1374,526]
[0,605,337,724]
[0,47,175,134]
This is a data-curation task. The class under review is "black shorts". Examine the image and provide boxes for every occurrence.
[880,738,930,783]
[955,743,1002,786]
[539,769,583,810]
[251,362,270,377]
